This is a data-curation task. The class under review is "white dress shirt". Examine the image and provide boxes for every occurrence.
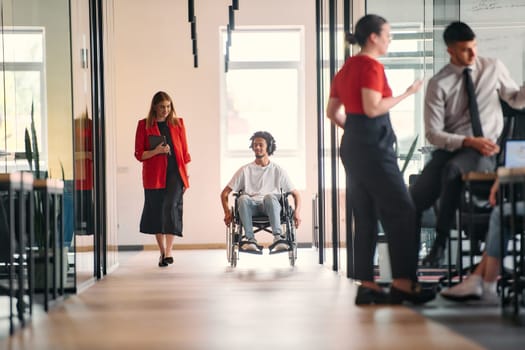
[424,56,525,151]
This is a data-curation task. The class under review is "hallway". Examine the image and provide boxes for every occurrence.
[2,250,483,350]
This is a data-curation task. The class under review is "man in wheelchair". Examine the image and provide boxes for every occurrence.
[220,131,301,254]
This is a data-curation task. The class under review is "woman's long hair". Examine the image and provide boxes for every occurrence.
[146,91,180,128]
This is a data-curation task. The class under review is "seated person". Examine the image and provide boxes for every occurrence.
[220,131,301,253]
[411,22,525,267]
[441,178,523,303]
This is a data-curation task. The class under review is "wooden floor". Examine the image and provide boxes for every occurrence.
[1,249,484,350]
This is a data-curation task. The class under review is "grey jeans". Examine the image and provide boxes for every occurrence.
[485,201,524,258]
[237,194,281,239]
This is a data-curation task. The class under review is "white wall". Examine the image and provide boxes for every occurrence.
[113,0,317,247]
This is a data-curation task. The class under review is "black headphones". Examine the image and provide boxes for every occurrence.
[250,131,276,155]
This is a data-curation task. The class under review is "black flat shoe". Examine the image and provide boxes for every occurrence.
[158,254,168,267]
[355,286,390,306]
[389,283,436,305]
[164,256,174,264]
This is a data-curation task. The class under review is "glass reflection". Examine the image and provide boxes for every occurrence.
[70,0,96,288]
[0,0,76,323]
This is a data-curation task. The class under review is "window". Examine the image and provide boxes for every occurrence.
[0,28,47,170]
[220,27,305,188]
[381,23,432,178]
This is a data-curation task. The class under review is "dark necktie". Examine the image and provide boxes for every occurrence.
[463,68,483,137]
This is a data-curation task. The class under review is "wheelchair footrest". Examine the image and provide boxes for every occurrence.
[268,239,292,255]
[239,248,263,255]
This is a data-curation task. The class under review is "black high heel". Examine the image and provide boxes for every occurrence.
[389,283,436,305]
[164,256,174,264]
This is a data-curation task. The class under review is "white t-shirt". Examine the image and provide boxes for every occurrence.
[227,161,295,201]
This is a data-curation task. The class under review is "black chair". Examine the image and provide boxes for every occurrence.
[450,172,497,284]
[0,174,34,335]
[409,174,438,261]
[0,192,22,334]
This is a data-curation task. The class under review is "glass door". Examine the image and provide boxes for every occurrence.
[316,0,349,274]
[70,0,95,289]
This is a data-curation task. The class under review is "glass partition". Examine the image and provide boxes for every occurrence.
[316,0,349,273]
[0,0,76,307]
[70,0,96,289]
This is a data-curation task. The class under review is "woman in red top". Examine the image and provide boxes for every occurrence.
[135,91,191,267]
[326,14,433,305]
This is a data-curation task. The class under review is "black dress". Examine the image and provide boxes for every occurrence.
[139,121,184,236]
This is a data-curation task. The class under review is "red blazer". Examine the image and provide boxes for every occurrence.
[134,117,191,189]
[74,118,93,190]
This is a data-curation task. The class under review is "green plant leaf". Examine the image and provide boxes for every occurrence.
[24,128,33,172]
[30,100,41,178]
[60,160,65,180]
[401,135,419,175]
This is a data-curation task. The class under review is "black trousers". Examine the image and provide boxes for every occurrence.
[341,113,418,282]
[409,148,496,247]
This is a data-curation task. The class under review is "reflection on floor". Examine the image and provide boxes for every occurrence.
[416,294,525,350]
[0,249,521,349]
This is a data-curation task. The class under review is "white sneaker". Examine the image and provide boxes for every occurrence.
[478,289,499,305]
[240,238,260,252]
[479,282,499,305]
[271,235,289,253]
[242,243,259,251]
[440,275,482,301]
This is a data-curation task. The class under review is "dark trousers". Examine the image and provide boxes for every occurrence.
[409,148,496,248]
[342,113,418,282]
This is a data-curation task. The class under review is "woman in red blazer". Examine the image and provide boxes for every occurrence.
[134,91,191,267]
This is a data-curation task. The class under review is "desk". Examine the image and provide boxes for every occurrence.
[497,167,525,322]
[0,172,34,335]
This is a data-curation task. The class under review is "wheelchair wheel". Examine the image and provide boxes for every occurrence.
[288,246,296,267]
[226,220,235,264]
[231,248,238,268]
[227,226,238,268]
[286,222,297,267]
[226,223,233,263]
[226,207,240,267]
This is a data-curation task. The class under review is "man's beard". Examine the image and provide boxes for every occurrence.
[255,153,264,159]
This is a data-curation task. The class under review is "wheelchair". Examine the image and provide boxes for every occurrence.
[226,191,297,267]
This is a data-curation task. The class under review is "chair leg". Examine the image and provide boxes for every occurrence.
[457,228,463,283]
[447,231,453,287]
